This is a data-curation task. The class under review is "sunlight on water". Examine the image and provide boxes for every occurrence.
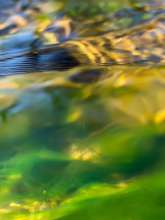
[0,0,165,219]
[0,65,164,219]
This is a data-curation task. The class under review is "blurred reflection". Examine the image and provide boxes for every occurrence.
[0,0,164,220]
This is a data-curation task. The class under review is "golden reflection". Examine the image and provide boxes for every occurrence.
[42,32,58,44]
[0,94,17,111]
[69,144,99,161]
[154,109,165,124]
[0,208,11,214]
[67,109,82,123]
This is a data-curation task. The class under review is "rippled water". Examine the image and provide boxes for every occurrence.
[0,1,165,220]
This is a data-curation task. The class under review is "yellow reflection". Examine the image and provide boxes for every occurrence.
[69,144,99,161]
[67,108,82,123]
[0,208,10,214]
[0,94,17,111]
[114,74,128,87]
[43,32,58,44]
[8,173,22,181]
[154,109,165,124]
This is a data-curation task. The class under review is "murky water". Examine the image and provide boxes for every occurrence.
[0,1,165,220]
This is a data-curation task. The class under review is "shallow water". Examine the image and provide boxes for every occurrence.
[0,1,165,220]
[0,65,164,219]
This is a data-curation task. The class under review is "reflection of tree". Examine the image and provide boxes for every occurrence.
[0,64,165,219]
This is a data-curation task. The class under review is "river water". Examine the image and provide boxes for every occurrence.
[0,1,164,220]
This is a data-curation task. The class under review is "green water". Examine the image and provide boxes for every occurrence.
[0,0,165,219]
[0,65,165,219]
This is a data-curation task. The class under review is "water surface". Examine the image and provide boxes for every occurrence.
[0,1,164,219]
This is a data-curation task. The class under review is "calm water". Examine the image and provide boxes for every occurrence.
[0,1,165,220]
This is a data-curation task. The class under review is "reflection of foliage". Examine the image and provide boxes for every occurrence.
[0,0,165,219]
[53,0,165,18]
[0,65,165,219]
[53,0,129,17]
